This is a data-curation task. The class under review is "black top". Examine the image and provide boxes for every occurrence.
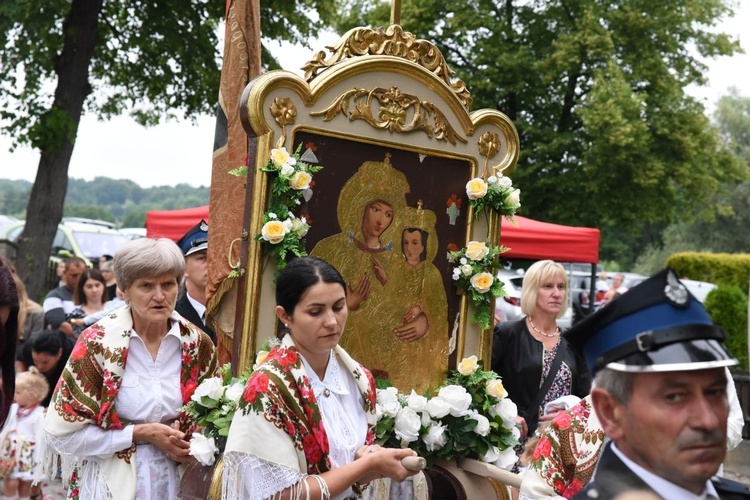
[18,333,75,407]
[491,318,590,436]
[175,294,216,344]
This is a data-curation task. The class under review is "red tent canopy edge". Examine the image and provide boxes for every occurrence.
[500,216,600,264]
[145,205,210,241]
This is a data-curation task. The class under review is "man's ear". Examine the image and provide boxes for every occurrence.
[591,387,626,442]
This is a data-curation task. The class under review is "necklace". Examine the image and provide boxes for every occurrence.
[528,317,559,338]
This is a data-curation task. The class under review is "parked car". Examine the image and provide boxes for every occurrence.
[680,278,717,303]
[2,217,130,289]
[495,269,524,323]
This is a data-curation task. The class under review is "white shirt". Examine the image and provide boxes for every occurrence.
[186,293,207,325]
[612,443,719,500]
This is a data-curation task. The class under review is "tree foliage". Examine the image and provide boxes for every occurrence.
[0,0,337,298]
[335,0,747,264]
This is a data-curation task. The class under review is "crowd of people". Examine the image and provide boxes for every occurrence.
[0,218,747,499]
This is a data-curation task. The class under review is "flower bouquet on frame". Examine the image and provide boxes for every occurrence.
[231,144,322,274]
[465,171,521,220]
[447,241,508,329]
[374,356,520,470]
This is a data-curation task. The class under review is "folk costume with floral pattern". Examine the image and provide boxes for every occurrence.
[222,334,377,499]
[39,305,217,500]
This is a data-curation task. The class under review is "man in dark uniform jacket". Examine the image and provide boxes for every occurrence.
[566,268,750,500]
[175,220,216,344]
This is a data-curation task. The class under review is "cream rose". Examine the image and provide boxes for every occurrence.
[280,163,295,176]
[466,178,488,200]
[394,407,421,442]
[457,355,479,376]
[261,220,288,244]
[270,147,296,169]
[505,188,521,207]
[189,434,219,466]
[254,350,269,368]
[470,272,494,294]
[438,385,472,417]
[461,264,473,276]
[290,171,312,190]
[486,379,508,399]
[465,241,489,261]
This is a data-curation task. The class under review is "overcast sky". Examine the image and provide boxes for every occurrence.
[1,5,748,189]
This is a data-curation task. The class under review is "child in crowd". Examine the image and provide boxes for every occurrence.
[0,368,49,500]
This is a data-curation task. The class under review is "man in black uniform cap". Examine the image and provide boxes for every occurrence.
[175,220,216,344]
[566,268,750,499]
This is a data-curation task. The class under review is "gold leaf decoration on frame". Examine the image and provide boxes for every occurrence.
[269,97,297,148]
[302,25,472,109]
[478,131,500,180]
[310,86,468,145]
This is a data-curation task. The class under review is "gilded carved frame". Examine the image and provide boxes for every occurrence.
[237,25,519,375]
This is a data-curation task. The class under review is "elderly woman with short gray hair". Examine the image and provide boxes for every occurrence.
[41,237,217,500]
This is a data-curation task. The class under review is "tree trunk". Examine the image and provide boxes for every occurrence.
[16,0,103,301]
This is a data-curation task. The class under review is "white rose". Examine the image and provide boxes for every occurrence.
[406,390,428,412]
[426,397,451,419]
[466,178,488,200]
[280,163,295,176]
[224,382,245,404]
[438,385,472,417]
[191,377,225,403]
[487,175,498,184]
[382,400,402,418]
[377,387,399,406]
[481,446,499,464]
[497,175,513,188]
[189,433,219,466]
[505,188,521,207]
[394,407,422,443]
[461,264,473,276]
[422,423,447,451]
[494,447,518,470]
[465,241,489,261]
[472,411,490,436]
[511,425,521,441]
[486,379,508,399]
[490,398,518,429]
[457,355,479,376]
[421,412,433,427]
[376,403,384,420]
[452,268,461,281]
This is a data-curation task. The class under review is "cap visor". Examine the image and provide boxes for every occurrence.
[604,339,738,373]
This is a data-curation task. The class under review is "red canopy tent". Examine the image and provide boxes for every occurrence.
[145,205,210,241]
[500,216,599,264]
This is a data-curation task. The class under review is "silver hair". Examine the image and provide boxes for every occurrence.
[594,367,636,404]
[520,260,568,318]
[113,238,185,291]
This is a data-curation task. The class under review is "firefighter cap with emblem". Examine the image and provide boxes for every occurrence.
[565,268,737,375]
[176,219,208,257]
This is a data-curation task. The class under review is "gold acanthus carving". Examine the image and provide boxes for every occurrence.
[302,25,472,109]
[310,86,468,145]
[269,97,297,148]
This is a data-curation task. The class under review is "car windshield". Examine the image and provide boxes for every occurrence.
[72,230,129,259]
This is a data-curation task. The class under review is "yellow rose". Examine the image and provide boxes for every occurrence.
[486,379,508,399]
[270,147,294,168]
[261,220,288,244]
[465,241,489,261]
[458,355,479,376]
[470,272,494,293]
[290,171,312,190]
[466,178,488,200]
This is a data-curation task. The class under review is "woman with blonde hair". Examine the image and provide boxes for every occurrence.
[491,260,590,442]
[12,274,44,345]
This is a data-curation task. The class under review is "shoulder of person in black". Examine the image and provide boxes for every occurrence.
[19,330,75,406]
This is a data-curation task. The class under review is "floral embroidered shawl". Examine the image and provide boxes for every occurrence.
[224,334,377,487]
[41,305,217,500]
[520,395,605,499]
